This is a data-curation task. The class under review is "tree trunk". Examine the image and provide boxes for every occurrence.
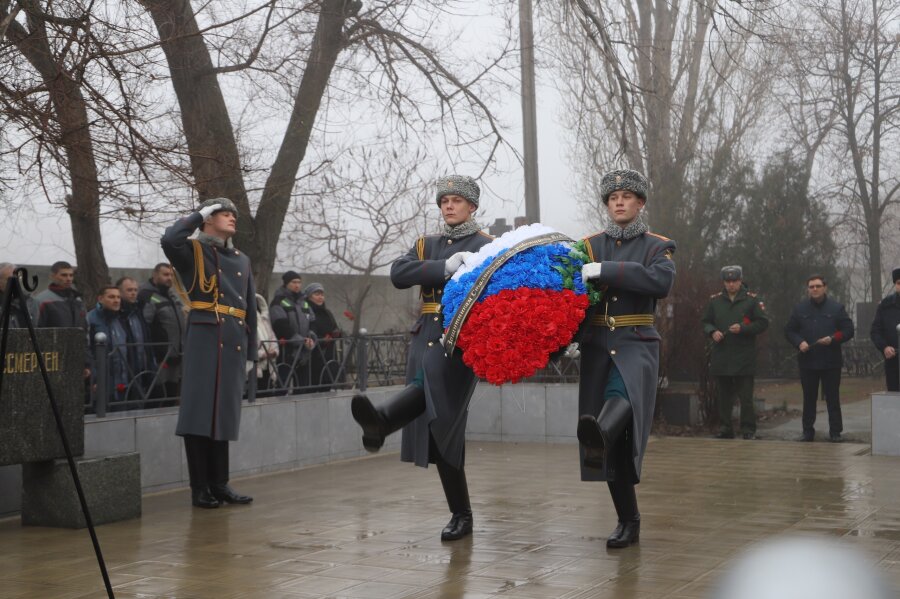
[252,0,360,294]
[140,0,251,226]
[4,8,109,301]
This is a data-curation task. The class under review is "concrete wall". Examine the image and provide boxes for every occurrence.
[0,383,579,518]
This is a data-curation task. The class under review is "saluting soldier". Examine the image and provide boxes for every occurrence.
[351,175,492,541]
[161,199,257,509]
[701,266,770,440]
[870,268,900,392]
[576,169,676,549]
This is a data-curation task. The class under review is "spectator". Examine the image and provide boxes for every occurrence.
[35,260,89,380]
[87,286,129,405]
[35,261,87,329]
[870,267,900,392]
[116,276,155,399]
[0,262,38,328]
[701,266,770,439]
[784,275,854,442]
[250,292,279,395]
[305,282,343,390]
[269,271,316,391]
[138,263,185,397]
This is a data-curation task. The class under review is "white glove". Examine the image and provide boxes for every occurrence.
[199,203,222,219]
[444,251,473,276]
[581,262,602,285]
[564,342,580,359]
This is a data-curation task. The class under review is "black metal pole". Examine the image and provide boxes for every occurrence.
[0,269,115,598]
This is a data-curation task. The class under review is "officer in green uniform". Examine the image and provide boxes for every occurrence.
[701,266,769,439]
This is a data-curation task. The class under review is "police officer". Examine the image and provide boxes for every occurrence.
[870,268,900,392]
[701,266,769,439]
[351,175,492,541]
[575,169,676,549]
[162,199,257,508]
[784,275,854,442]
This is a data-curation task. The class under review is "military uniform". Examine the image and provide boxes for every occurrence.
[578,229,676,483]
[161,204,257,507]
[391,230,492,467]
[701,283,769,436]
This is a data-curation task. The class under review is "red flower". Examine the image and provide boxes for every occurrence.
[456,288,589,385]
[116,384,126,393]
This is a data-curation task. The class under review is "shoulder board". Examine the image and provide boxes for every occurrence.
[646,232,672,242]
[710,292,723,299]
[281,299,293,308]
[150,296,162,304]
[747,292,757,297]
[582,231,606,241]
[477,230,494,239]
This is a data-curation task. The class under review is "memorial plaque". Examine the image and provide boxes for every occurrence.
[0,328,85,465]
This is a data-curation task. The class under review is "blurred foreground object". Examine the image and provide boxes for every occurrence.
[713,535,892,599]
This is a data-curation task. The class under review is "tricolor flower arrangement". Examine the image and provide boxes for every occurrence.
[441,224,601,385]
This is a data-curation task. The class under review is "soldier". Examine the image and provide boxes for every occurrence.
[351,175,492,541]
[784,275,854,442]
[161,199,257,508]
[870,268,900,392]
[701,266,770,439]
[575,169,676,549]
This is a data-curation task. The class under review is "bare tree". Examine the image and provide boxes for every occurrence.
[136,0,512,293]
[548,1,779,266]
[282,147,431,335]
[0,0,110,299]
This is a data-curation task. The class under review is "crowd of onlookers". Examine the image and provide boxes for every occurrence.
[0,262,343,406]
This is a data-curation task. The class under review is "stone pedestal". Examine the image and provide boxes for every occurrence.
[871,392,900,456]
[22,452,141,528]
[1,329,85,465]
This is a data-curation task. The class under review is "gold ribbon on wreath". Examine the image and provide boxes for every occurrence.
[442,232,574,356]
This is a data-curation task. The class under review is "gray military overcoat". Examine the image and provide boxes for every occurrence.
[391,230,493,468]
[578,230,676,483]
[162,212,257,441]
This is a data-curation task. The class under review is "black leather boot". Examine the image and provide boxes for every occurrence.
[436,448,473,541]
[606,479,639,548]
[184,435,219,508]
[209,440,253,505]
[351,385,426,452]
[577,395,632,477]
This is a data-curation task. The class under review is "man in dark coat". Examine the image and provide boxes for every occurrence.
[305,282,342,389]
[35,260,90,380]
[0,262,38,328]
[784,275,854,442]
[269,271,316,390]
[86,285,129,405]
[162,198,257,508]
[138,263,186,397]
[576,168,676,549]
[116,276,155,400]
[351,174,492,541]
[701,266,769,439]
[871,268,900,392]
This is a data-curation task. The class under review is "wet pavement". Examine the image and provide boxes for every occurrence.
[2,437,900,598]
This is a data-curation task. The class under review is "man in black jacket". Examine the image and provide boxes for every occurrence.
[870,268,900,392]
[784,275,854,442]
[138,263,185,398]
[269,271,316,390]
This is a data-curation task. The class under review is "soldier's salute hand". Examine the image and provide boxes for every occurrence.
[711,331,724,343]
[199,202,223,219]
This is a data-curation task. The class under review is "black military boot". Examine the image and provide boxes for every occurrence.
[184,435,218,509]
[577,395,632,477]
[351,385,426,452]
[437,458,473,541]
[606,479,640,549]
[209,440,253,505]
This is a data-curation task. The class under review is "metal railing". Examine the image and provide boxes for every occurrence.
[86,333,409,416]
